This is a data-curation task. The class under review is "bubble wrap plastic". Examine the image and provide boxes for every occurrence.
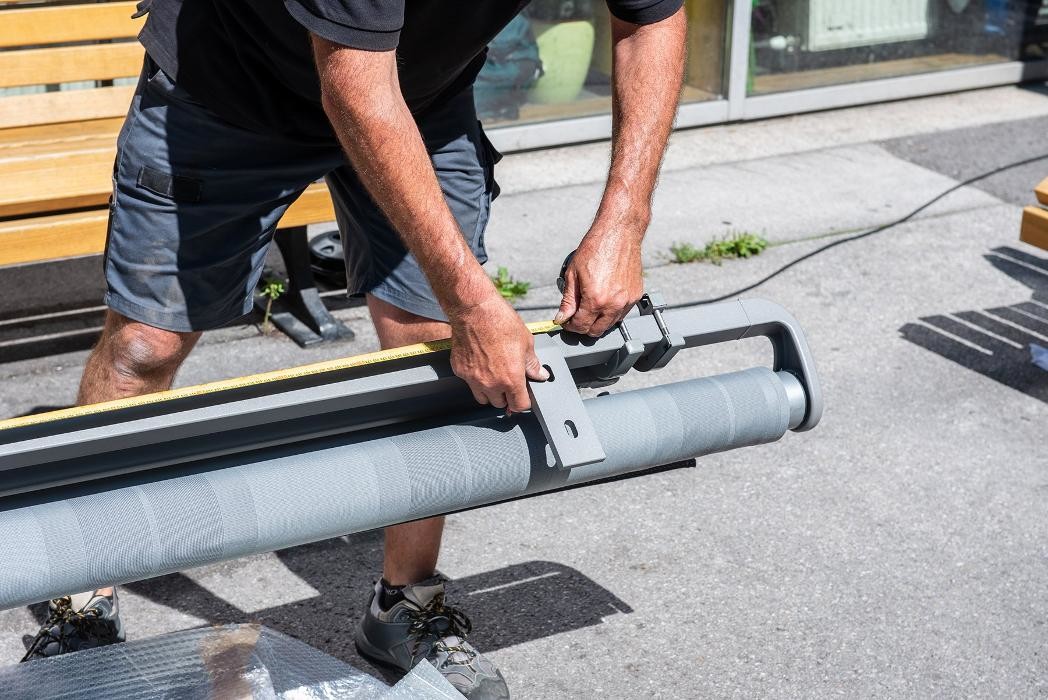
[0,624,464,699]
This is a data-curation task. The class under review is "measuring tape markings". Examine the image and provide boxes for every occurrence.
[0,320,561,432]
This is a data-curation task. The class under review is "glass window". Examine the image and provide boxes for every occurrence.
[749,0,1042,95]
[476,0,729,127]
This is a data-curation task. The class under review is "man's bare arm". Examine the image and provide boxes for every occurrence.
[312,37,546,411]
[556,7,687,336]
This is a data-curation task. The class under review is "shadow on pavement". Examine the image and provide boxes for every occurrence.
[900,246,1048,402]
[29,531,634,678]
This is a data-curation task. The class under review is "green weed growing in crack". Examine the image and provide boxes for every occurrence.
[670,231,769,266]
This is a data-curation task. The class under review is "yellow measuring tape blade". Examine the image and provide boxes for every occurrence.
[0,320,561,433]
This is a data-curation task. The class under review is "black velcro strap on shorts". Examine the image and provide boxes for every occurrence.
[137,166,202,203]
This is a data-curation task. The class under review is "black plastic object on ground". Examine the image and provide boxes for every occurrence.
[308,229,349,288]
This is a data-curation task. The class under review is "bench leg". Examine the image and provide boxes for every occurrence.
[255,226,355,347]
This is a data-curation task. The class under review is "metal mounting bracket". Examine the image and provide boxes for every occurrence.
[633,292,685,372]
[527,336,607,470]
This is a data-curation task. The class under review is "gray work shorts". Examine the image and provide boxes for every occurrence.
[103,56,499,331]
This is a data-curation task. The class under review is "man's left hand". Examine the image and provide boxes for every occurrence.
[554,228,645,337]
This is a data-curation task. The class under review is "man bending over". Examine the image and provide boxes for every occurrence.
[22,1,686,696]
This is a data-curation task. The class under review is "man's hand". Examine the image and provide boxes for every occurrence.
[449,295,548,413]
[555,229,645,337]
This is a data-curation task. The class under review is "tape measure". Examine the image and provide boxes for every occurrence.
[0,320,561,433]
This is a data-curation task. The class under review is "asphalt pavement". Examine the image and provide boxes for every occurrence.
[0,85,1046,698]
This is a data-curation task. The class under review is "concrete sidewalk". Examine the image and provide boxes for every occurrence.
[1,85,1046,697]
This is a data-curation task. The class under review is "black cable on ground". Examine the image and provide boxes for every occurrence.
[513,152,1048,313]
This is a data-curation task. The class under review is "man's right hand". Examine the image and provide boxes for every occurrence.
[448,295,549,414]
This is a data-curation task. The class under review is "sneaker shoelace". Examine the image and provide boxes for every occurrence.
[20,595,118,662]
[404,592,475,664]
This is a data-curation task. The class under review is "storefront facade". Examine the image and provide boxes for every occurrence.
[484,0,1048,152]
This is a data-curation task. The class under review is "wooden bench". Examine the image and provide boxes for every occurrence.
[1020,177,1048,253]
[0,0,350,345]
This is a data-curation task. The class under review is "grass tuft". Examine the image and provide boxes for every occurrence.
[670,231,769,266]
[259,278,286,334]
[491,266,531,301]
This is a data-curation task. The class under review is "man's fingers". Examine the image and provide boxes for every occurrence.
[564,305,597,335]
[487,389,508,409]
[505,383,532,414]
[586,312,617,338]
[469,386,489,405]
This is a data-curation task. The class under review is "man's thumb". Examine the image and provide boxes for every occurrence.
[554,273,577,326]
[525,351,550,382]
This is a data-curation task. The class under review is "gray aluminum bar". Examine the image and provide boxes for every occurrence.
[0,298,822,496]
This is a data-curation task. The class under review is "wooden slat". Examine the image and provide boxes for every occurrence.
[0,148,112,217]
[0,117,124,149]
[282,183,337,228]
[0,184,336,266]
[1020,206,1048,252]
[0,2,141,48]
[0,139,338,220]
[0,141,111,165]
[0,43,143,89]
[0,85,133,128]
[1035,177,1048,207]
[0,133,116,159]
[0,210,108,266]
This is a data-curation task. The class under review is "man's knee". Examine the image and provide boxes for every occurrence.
[366,294,449,348]
[101,314,198,381]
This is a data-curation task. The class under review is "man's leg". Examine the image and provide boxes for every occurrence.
[79,311,200,404]
[367,295,449,586]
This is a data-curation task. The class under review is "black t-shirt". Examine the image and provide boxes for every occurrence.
[139,0,683,143]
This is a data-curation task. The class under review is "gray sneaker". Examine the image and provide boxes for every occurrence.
[355,576,510,699]
[21,589,125,661]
